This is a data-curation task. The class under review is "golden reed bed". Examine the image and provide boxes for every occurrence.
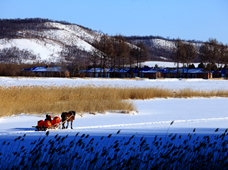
[0,85,228,117]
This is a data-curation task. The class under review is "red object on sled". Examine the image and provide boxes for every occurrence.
[37,120,44,127]
[53,116,61,125]
[44,120,52,128]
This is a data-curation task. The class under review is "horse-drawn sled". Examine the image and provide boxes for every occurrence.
[32,111,76,131]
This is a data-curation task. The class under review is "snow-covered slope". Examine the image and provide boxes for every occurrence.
[0,22,101,63]
[0,38,62,62]
[45,22,100,44]
[150,38,202,51]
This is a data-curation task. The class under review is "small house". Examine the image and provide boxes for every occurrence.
[22,67,70,77]
[141,69,161,79]
[221,69,228,78]
[164,68,212,79]
[86,68,111,78]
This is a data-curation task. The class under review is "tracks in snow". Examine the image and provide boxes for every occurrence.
[75,117,228,129]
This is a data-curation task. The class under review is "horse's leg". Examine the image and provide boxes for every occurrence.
[71,120,73,129]
[62,122,65,129]
[66,121,69,129]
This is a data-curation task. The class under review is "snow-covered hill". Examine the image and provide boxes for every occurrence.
[0,21,102,63]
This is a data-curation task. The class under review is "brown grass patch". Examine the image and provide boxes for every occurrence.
[0,85,135,117]
[0,85,228,117]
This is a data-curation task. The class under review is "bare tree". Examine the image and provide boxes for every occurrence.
[59,45,90,76]
[199,39,220,76]
[199,42,210,70]
[99,34,113,77]
[113,35,130,77]
[184,41,198,77]
[135,41,149,77]
[91,39,101,77]
[220,43,228,78]
[208,38,220,75]
[110,36,118,77]
[0,47,37,64]
[92,34,114,77]
[171,38,185,78]
[128,41,136,72]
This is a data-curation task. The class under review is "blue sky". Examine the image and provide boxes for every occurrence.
[1,0,228,44]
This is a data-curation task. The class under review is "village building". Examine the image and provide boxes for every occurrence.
[162,68,213,79]
[84,68,111,78]
[22,67,70,77]
[141,69,161,79]
[21,66,222,79]
[80,67,215,79]
[119,68,130,78]
[221,69,228,78]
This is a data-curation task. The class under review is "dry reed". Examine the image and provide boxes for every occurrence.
[0,85,135,117]
[2,128,228,169]
[0,85,228,117]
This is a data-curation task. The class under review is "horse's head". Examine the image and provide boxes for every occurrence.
[69,111,76,116]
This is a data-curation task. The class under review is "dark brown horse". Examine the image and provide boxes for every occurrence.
[61,111,76,129]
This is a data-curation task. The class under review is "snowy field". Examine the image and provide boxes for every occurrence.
[0,77,228,169]
[1,98,227,136]
[0,77,227,138]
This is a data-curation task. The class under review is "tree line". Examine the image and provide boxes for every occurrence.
[0,47,38,64]
[171,38,228,77]
[0,37,227,78]
[90,34,149,77]
[90,35,228,78]
[0,18,57,39]
[126,35,203,44]
[0,62,47,76]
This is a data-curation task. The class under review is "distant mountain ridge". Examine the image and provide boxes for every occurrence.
[125,36,203,61]
[0,18,204,63]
